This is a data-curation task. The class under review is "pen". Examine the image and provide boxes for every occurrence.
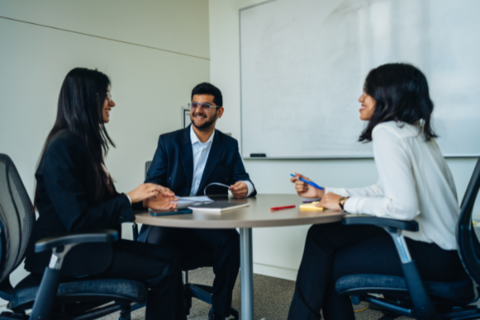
[270,205,296,211]
[290,174,325,191]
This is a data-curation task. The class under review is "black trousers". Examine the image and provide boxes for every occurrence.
[288,222,463,320]
[145,226,240,317]
[95,240,185,320]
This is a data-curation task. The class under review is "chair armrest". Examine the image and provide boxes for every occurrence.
[35,229,119,253]
[342,214,419,232]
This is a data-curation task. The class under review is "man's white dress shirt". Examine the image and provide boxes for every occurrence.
[326,121,460,250]
[189,125,254,197]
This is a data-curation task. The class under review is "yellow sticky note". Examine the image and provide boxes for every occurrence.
[299,202,324,211]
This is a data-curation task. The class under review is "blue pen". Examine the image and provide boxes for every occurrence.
[290,174,325,190]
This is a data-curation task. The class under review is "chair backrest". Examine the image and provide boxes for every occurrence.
[0,154,35,283]
[145,161,152,180]
[457,158,480,284]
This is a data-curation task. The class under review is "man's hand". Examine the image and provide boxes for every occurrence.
[230,181,248,198]
[142,187,178,210]
[316,192,343,210]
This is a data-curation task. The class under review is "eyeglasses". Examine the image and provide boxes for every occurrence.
[188,102,217,112]
[106,91,112,103]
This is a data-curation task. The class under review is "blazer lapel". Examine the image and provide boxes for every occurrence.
[179,126,194,193]
[198,130,225,194]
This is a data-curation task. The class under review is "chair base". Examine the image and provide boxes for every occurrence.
[350,294,480,320]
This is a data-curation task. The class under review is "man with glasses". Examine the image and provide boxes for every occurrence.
[139,82,256,320]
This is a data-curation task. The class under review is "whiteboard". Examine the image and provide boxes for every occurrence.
[240,0,480,159]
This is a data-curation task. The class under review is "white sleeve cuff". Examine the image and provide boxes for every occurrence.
[240,180,255,198]
[125,194,132,205]
[324,187,350,197]
[343,196,361,214]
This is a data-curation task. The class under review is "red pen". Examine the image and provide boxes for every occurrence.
[270,205,296,211]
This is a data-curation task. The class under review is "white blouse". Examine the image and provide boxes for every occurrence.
[326,121,460,250]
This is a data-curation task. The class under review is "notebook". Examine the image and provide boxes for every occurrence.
[189,202,249,214]
[299,202,324,211]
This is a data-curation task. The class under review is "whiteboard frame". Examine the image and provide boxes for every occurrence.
[243,154,478,160]
[239,0,277,159]
[238,0,480,160]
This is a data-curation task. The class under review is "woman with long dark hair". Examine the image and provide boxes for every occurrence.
[25,68,184,320]
[288,63,464,319]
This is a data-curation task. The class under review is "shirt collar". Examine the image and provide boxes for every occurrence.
[190,125,214,146]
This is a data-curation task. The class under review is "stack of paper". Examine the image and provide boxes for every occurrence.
[299,202,324,211]
[176,196,213,202]
[173,196,213,208]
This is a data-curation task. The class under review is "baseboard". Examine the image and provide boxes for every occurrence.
[253,263,298,281]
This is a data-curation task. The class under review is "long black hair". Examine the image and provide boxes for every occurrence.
[37,68,115,202]
[359,63,437,142]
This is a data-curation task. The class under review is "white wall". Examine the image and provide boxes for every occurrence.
[209,0,479,280]
[0,0,210,304]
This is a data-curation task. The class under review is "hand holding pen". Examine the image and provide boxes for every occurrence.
[290,173,325,199]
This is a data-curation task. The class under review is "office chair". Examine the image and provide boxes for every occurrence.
[0,153,147,320]
[335,157,480,320]
[132,161,239,319]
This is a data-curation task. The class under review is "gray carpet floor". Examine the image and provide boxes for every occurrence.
[100,267,414,320]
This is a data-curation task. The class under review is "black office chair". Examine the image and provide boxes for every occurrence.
[0,153,147,320]
[133,161,239,319]
[336,157,480,320]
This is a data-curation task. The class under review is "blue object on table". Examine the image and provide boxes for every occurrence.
[290,174,325,191]
[149,208,192,216]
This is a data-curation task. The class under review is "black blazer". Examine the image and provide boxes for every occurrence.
[25,130,135,277]
[145,125,256,197]
[139,126,256,240]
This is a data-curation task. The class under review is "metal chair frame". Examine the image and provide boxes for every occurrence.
[0,153,146,320]
[338,158,480,320]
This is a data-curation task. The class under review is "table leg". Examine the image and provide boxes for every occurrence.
[240,228,254,320]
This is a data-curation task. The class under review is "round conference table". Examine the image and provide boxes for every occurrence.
[135,194,345,320]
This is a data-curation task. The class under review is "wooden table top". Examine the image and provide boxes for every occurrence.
[134,194,345,229]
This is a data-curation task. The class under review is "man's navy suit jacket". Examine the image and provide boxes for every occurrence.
[138,125,256,241]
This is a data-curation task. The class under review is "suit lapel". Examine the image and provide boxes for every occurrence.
[179,126,194,193]
[198,130,225,194]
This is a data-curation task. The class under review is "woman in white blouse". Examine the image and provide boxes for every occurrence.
[288,63,464,320]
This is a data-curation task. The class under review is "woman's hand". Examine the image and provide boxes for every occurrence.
[316,192,343,210]
[128,184,178,210]
[290,172,325,198]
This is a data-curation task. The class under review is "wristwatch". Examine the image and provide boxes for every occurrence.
[338,197,349,211]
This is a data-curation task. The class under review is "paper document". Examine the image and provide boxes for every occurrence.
[176,196,213,202]
[172,196,213,209]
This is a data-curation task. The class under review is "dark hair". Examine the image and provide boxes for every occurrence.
[37,68,114,203]
[191,82,223,107]
[359,63,437,142]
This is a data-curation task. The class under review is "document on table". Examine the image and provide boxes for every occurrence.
[173,196,214,208]
[176,196,213,202]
